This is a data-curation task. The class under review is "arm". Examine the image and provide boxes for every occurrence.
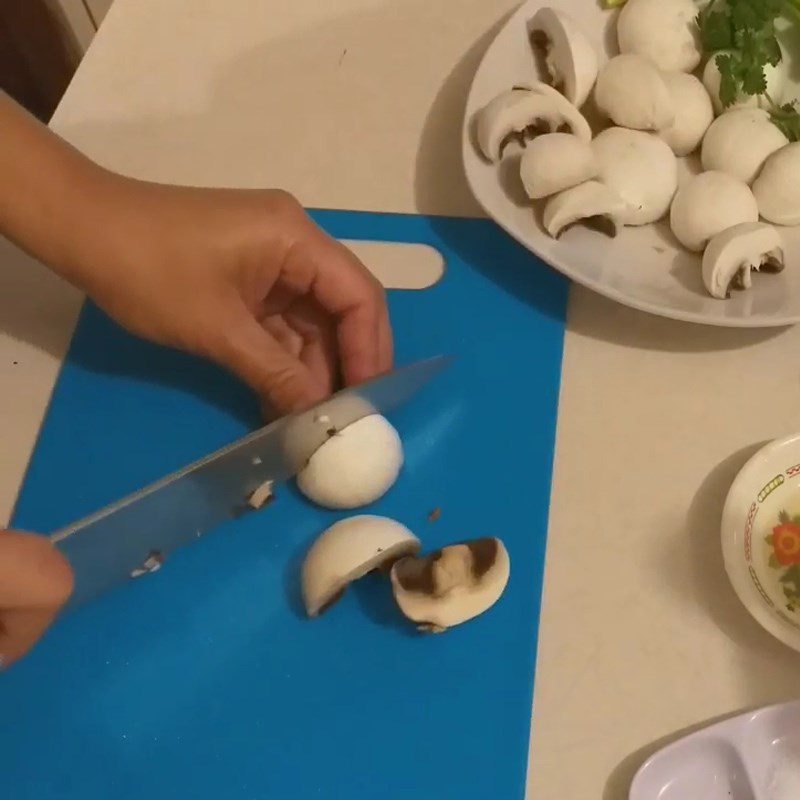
[0,91,393,665]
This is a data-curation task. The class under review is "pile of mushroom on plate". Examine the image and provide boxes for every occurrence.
[473,0,799,300]
[250,413,510,633]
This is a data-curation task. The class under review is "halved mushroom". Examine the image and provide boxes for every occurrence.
[701,108,788,185]
[594,54,674,131]
[296,414,403,509]
[475,86,591,162]
[703,51,787,115]
[519,133,597,200]
[592,127,678,225]
[542,180,626,239]
[617,0,702,73]
[669,171,759,252]
[702,222,784,299]
[657,72,714,156]
[752,142,800,226]
[302,516,421,617]
[528,6,598,108]
[389,538,510,633]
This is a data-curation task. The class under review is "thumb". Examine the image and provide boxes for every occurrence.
[0,531,74,668]
[211,310,326,415]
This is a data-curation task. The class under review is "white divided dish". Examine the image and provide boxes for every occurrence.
[630,701,800,799]
[462,0,800,327]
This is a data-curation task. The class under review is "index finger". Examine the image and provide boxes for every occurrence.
[291,228,393,385]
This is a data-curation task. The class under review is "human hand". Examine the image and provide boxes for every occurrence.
[0,531,73,668]
[69,181,393,415]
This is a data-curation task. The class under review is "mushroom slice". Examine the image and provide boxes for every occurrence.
[475,86,591,162]
[701,108,788,185]
[302,516,420,617]
[296,414,403,510]
[658,72,714,156]
[703,51,787,115]
[752,142,800,226]
[528,7,598,108]
[702,222,784,299]
[390,538,510,632]
[542,180,625,239]
[592,127,677,225]
[594,55,674,131]
[617,0,701,73]
[519,133,597,200]
[669,171,759,252]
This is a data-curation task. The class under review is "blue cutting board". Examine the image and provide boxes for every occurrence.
[3,211,567,800]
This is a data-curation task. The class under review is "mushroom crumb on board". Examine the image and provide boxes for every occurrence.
[428,508,442,523]
[248,480,275,510]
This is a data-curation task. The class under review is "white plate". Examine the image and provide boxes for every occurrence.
[630,700,800,800]
[461,0,800,327]
[722,433,800,653]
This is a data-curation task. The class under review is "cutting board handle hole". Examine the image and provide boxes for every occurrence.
[341,240,445,290]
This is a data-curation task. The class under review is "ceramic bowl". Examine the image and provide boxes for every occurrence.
[722,433,800,653]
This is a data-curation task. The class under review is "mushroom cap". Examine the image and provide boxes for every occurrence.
[390,538,510,631]
[296,414,403,510]
[592,127,678,225]
[702,52,787,115]
[519,132,597,200]
[669,171,759,252]
[594,54,674,131]
[542,179,626,238]
[302,516,421,617]
[701,108,789,185]
[702,222,784,299]
[528,6,598,108]
[752,142,800,226]
[617,0,702,72]
[658,72,714,156]
[475,86,590,162]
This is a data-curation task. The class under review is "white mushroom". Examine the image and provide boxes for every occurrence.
[528,6,598,108]
[752,142,800,226]
[703,51,787,115]
[702,222,784,299]
[302,516,421,617]
[592,127,678,225]
[657,72,714,156]
[519,133,597,199]
[476,86,590,162]
[296,414,402,509]
[617,0,701,73]
[594,54,674,131]
[529,81,593,140]
[390,538,510,632]
[669,171,759,252]
[542,180,626,239]
[701,108,789,185]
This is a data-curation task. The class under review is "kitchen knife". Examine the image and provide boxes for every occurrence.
[52,355,451,607]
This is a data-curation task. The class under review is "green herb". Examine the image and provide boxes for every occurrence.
[770,99,800,139]
[695,0,800,138]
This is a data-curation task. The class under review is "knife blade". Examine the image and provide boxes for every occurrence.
[52,355,451,607]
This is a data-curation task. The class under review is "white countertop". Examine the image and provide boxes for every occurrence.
[2,1,799,797]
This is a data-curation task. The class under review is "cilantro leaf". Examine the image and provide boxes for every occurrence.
[716,54,740,107]
[770,101,800,142]
[742,60,769,94]
[700,10,735,49]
